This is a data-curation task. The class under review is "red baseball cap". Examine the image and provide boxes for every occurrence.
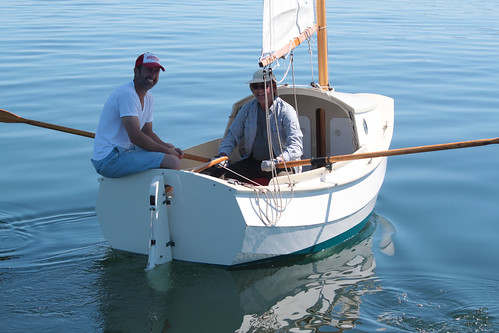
[135,52,165,71]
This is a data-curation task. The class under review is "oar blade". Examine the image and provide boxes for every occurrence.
[0,109,25,123]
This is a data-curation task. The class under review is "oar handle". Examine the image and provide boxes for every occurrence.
[191,156,228,173]
[184,153,209,163]
[278,137,499,168]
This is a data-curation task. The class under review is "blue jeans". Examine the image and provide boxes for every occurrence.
[91,146,165,178]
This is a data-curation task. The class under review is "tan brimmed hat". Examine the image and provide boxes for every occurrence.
[247,69,276,84]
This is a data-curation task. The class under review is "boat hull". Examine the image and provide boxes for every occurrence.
[95,87,393,266]
[96,157,386,266]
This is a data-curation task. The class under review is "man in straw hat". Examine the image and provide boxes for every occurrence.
[211,68,303,184]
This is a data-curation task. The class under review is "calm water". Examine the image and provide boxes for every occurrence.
[1,0,499,332]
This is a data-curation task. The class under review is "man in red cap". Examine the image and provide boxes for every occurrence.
[91,52,183,178]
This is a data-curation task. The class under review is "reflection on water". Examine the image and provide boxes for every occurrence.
[3,208,495,332]
[236,223,378,332]
[96,214,395,332]
[377,214,396,257]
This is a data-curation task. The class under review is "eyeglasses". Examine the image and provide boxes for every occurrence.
[251,82,271,90]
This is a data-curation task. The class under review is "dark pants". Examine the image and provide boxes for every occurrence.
[210,157,292,183]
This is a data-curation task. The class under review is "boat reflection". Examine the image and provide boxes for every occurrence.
[236,214,390,332]
[96,213,395,332]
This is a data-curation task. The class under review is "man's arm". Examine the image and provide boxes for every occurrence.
[122,116,183,158]
[142,121,184,158]
[279,105,303,162]
[217,104,250,156]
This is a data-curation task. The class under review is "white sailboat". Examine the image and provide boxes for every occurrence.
[95,0,394,266]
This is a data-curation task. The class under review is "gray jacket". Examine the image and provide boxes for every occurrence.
[218,97,303,163]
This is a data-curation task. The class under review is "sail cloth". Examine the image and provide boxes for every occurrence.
[260,0,316,67]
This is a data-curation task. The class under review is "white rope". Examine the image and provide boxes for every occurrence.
[263,68,295,225]
[307,37,315,84]
[217,68,296,226]
[275,49,293,84]
[251,8,318,225]
[219,163,294,226]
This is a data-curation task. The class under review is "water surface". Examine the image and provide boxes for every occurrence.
[1,0,499,332]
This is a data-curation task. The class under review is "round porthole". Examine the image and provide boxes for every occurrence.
[363,119,368,134]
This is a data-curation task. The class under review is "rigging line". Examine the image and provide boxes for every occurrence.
[254,188,279,226]
[275,48,295,84]
[220,167,283,226]
[264,71,282,199]
[267,69,294,213]
[265,71,286,190]
[291,52,299,115]
[268,145,293,213]
[256,68,296,225]
[222,165,284,226]
[214,136,284,225]
[307,37,315,84]
[289,53,302,183]
[260,68,288,224]
[220,165,262,187]
[276,56,290,84]
[270,67,295,193]
[225,170,283,226]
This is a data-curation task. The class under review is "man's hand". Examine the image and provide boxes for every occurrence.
[213,154,228,168]
[261,159,278,172]
[172,147,184,159]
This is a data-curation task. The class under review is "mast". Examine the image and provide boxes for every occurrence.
[316,0,330,89]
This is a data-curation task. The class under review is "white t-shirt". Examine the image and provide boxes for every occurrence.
[92,81,154,161]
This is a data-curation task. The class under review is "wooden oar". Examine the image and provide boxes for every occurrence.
[0,108,210,163]
[1,108,95,138]
[191,155,228,173]
[277,137,499,169]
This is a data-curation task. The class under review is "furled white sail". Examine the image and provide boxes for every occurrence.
[262,0,315,56]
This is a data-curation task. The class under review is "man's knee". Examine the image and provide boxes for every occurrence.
[160,154,181,170]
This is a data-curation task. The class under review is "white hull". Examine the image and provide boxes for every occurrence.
[95,87,394,266]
